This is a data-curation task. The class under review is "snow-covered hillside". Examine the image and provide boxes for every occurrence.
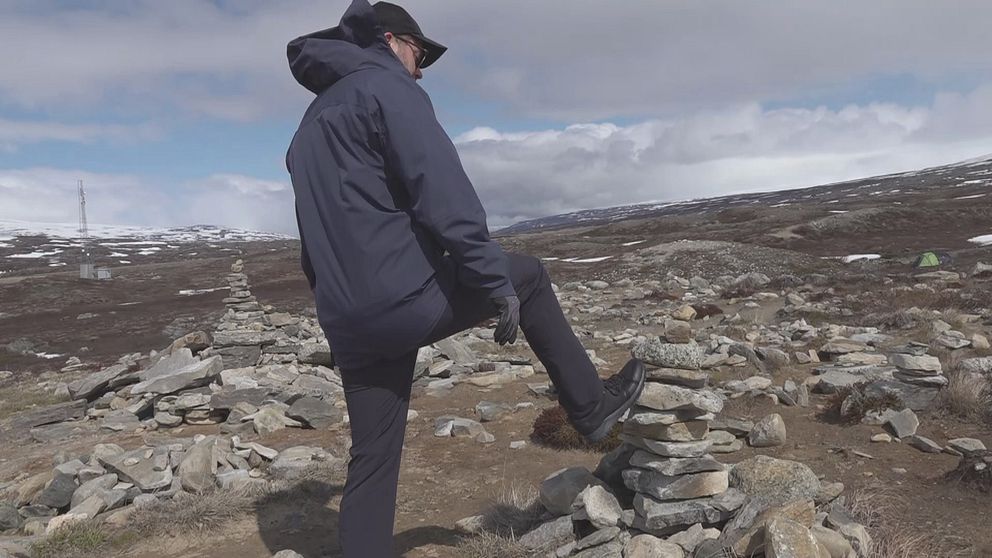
[0,220,294,243]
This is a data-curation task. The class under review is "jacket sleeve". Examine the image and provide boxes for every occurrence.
[373,75,515,299]
[295,205,316,292]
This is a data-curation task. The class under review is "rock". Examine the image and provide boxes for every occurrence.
[179,437,217,493]
[475,401,513,422]
[811,366,894,394]
[130,356,223,395]
[662,320,694,344]
[286,396,342,429]
[10,400,87,429]
[624,534,684,558]
[297,341,333,366]
[210,387,277,410]
[971,334,991,350]
[519,515,575,551]
[709,417,754,436]
[67,364,128,400]
[672,305,697,321]
[959,357,992,377]
[870,433,892,443]
[45,513,88,534]
[907,435,942,453]
[245,406,303,435]
[622,469,729,501]
[272,551,305,558]
[435,337,476,364]
[946,438,987,456]
[889,353,942,372]
[730,456,821,500]
[862,380,939,411]
[765,518,819,558]
[15,472,52,507]
[723,498,816,556]
[434,416,486,438]
[666,523,719,554]
[883,408,919,439]
[99,449,173,491]
[819,338,867,355]
[811,525,856,558]
[620,435,713,458]
[587,280,610,290]
[575,485,622,529]
[748,414,787,447]
[70,474,118,509]
[632,493,739,533]
[0,502,23,531]
[269,446,337,480]
[68,494,108,519]
[636,384,723,413]
[32,472,77,509]
[632,339,703,370]
[623,418,709,442]
[646,368,708,389]
[540,467,599,516]
[475,430,496,444]
[628,451,725,476]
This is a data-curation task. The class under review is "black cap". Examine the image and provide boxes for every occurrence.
[372,2,447,68]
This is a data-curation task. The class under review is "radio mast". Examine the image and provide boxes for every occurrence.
[78,180,95,279]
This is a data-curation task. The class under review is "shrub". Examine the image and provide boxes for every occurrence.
[531,406,621,453]
[818,383,905,424]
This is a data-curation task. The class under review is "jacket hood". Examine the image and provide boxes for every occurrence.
[287,0,403,94]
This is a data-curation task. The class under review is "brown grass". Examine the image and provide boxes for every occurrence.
[30,522,138,558]
[0,384,64,421]
[942,453,992,494]
[127,489,254,535]
[818,383,905,425]
[847,484,957,558]
[932,367,992,425]
[456,532,532,558]
[530,405,622,453]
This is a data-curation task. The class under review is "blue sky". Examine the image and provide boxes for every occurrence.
[2,0,991,234]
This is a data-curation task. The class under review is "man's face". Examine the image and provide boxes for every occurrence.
[386,32,426,80]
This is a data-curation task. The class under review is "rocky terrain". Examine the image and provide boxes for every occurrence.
[0,155,991,557]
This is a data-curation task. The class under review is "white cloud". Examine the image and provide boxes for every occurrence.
[454,87,992,226]
[0,169,297,235]
[0,118,160,151]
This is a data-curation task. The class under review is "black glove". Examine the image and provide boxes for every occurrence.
[492,295,520,345]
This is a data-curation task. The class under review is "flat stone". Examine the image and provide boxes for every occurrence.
[11,400,87,429]
[178,436,217,493]
[475,400,513,422]
[620,435,713,458]
[0,502,22,531]
[574,526,621,551]
[99,448,173,491]
[434,416,486,438]
[819,338,867,355]
[286,396,343,429]
[268,446,338,480]
[632,339,703,370]
[623,469,729,501]
[140,349,198,381]
[572,540,623,558]
[627,407,714,426]
[709,417,754,436]
[540,467,599,516]
[623,418,709,442]
[130,356,223,395]
[208,388,275,410]
[863,380,939,411]
[244,406,302,435]
[624,534,685,558]
[811,524,856,558]
[811,366,895,394]
[633,494,736,533]
[907,435,942,453]
[519,515,575,551]
[724,498,816,557]
[435,337,476,365]
[290,374,341,398]
[666,523,718,554]
[748,414,787,447]
[765,518,819,558]
[647,368,708,388]
[628,451,725,476]
[212,330,283,347]
[67,364,128,400]
[70,474,118,509]
[32,472,77,509]
[575,485,622,529]
[889,353,942,372]
[946,438,987,456]
[730,456,820,500]
[884,408,919,439]
[959,357,992,377]
[636,383,723,413]
[297,341,333,366]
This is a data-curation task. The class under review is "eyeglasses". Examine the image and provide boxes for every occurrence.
[393,35,429,68]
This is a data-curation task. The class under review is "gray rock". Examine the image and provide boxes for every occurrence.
[623,418,709,442]
[645,368,708,388]
[620,435,713,458]
[67,364,128,400]
[212,330,282,347]
[574,527,621,551]
[665,523,718,554]
[863,380,939,411]
[765,518,819,558]
[435,337,476,364]
[946,438,987,456]
[272,551,305,558]
[434,416,486,438]
[709,417,754,436]
[70,474,118,509]
[209,387,276,410]
[623,469,729,501]
[100,410,141,432]
[298,341,333,366]
[286,396,342,429]
[519,515,575,551]
[811,366,895,394]
[627,407,714,426]
[820,338,867,355]
[140,348,198,381]
[32,472,77,509]
[907,435,942,453]
[730,456,820,500]
[748,414,787,447]
[575,485,622,529]
[540,467,599,516]
[632,339,703,370]
[959,357,992,377]
[269,446,338,480]
[179,437,217,493]
[290,374,341,398]
[130,356,223,395]
[11,400,87,429]
[628,451,725,476]
[884,408,919,439]
[889,353,942,372]
[99,449,173,491]
[636,384,723,413]
[475,401,513,422]
[624,534,685,558]
[633,494,736,533]
[68,494,107,519]
[0,502,23,531]
[572,540,624,558]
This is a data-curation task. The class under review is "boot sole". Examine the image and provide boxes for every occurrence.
[584,359,646,444]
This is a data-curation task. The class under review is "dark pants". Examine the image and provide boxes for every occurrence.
[336,253,603,557]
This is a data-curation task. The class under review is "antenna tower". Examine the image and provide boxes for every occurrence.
[78,180,95,279]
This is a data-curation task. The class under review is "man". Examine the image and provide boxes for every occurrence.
[285,1,646,555]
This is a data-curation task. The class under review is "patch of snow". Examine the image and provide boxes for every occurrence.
[621,240,646,247]
[842,254,882,263]
[962,179,984,185]
[828,210,848,214]
[119,260,131,264]
[177,287,226,296]
[137,248,161,255]
[562,256,613,263]
[968,235,992,246]
[32,352,64,360]
[0,219,294,243]
[107,252,128,257]
[7,249,63,259]
[119,301,141,306]
[48,262,66,267]
[0,242,12,248]
[955,194,986,200]
[541,257,560,261]
[99,241,167,247]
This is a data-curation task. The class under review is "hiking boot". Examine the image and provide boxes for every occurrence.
[573,358,646,443]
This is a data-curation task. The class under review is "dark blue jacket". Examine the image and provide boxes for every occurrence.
[286,0,514,366]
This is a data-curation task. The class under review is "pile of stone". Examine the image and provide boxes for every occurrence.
[0,434,337,536]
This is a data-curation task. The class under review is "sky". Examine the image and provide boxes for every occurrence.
[1,0,991,235]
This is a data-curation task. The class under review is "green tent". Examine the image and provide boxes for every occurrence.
[912,251,951,268]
